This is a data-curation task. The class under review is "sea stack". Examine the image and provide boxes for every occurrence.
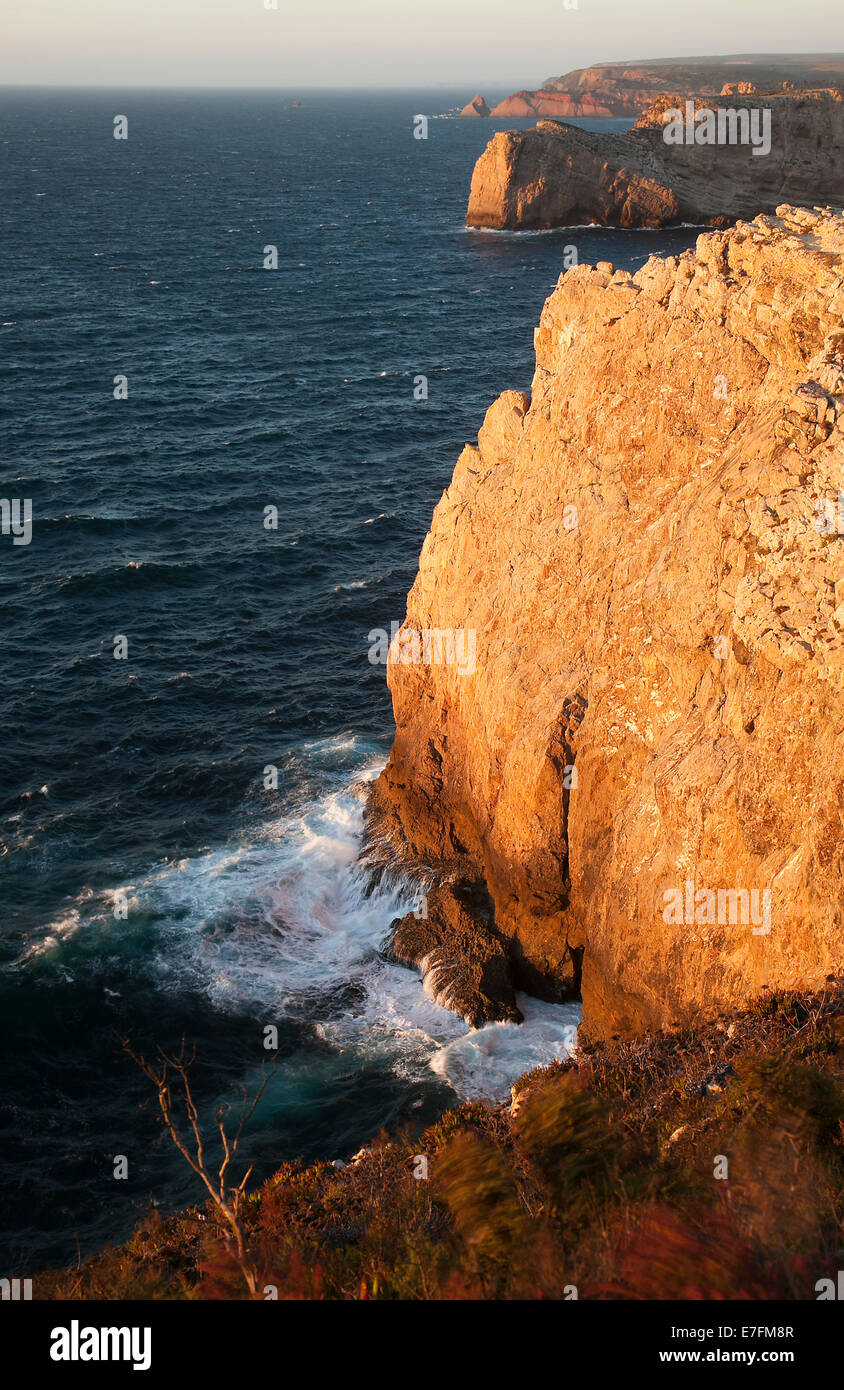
[460,94,491,117]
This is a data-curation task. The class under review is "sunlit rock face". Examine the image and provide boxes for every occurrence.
[460,95,491,118]
[489,54,844,120]
[370,206,844,1039]
[467,92,844,230]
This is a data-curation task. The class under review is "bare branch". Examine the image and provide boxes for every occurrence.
[120,1034,278,1298]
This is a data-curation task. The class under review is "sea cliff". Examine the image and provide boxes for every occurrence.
[488,53,844,119]
[466,91,844,230]
[370,205,844,1040]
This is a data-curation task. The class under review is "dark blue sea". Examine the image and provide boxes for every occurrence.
[0,87,698,1273]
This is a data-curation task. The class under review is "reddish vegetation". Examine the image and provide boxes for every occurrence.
[38,986,844,1300]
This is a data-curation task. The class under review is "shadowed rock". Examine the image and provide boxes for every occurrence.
[388,882,524,1027]
[460,95,491,118]
[467,91,844,229]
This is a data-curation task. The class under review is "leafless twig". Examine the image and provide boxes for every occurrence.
[121,1035,275,1297]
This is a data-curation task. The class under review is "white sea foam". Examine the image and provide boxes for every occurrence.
[16,740,579,1101]
[462,222,709,236]
[430,996,580,1100]
[21,907,84,959]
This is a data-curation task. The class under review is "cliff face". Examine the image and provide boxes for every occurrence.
[467,92,844,230]
[490,89,616,119]
[371,206,844,1039]
[490,54,844,119]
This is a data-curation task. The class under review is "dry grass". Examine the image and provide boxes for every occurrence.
[37,984,844,1300]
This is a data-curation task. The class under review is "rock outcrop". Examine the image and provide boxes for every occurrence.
[370,206,844,1040]
[490,54,844,119]
[460,95,491,118]
[467,91,844,230]
[388,882,523,1026]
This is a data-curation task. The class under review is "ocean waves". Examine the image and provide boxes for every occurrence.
[9,742,580,1107]
[0,88,692,1268]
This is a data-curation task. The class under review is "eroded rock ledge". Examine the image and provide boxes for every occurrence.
[370,206,844,1039]
[466,91,844,229]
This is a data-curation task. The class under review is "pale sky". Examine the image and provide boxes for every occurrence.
[2,0,843,88]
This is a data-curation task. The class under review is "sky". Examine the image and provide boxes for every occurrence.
[2,0,844,89]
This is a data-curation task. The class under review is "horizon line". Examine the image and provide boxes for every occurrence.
[4,50,844,94]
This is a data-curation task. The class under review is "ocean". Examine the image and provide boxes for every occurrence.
[0,87,699,1271]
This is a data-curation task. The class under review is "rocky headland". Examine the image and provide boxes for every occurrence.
[370,206,844,1041]
[466,90,844,230]
[487,53,844,119]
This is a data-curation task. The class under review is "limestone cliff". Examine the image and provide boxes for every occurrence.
[467,92,844,230]
[370,206,844,1039]
[490,54,844,119]
[490,89,615,119]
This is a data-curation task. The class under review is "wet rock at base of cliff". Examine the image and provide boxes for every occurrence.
[388,882,524,1028]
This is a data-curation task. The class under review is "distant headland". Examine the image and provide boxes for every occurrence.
[461,53,844,118]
